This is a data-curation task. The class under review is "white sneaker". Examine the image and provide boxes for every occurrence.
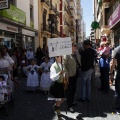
[69,107,75,113]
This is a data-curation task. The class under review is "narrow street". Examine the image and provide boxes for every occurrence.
[0,66,119,120]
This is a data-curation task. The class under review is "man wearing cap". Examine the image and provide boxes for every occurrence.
[78,40,96,102]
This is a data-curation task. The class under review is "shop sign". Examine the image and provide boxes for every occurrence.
[22,29,35,37]
[0,22,18,33]
[109,4,120,29]
[0,4,26,25]
[0,0,10,10]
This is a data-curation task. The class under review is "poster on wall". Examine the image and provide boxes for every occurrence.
[0,0,10,10]
[48,37,72,57]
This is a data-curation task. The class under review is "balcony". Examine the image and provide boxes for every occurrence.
[103,0,111,2]
[71,23,76,31]
[30,19,34,29]
[41,24,50,33]
[56,11,60,17]
[50,4,57,14]
[64,7,70,15]
[64,21,70,28]
[52,29,60,37]
[41,0,50,7]
[70,5,74,10]
[101,25,111,34]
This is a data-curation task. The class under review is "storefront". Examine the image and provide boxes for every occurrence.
[0,4,26,49]
[0,22,18,49]
[109,4,120,46]
[22,29,35,50]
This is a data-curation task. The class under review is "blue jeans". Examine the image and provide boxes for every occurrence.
[80,68,94,100]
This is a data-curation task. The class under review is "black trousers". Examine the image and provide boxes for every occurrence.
[66,75,77,108]
[100,67,109,91]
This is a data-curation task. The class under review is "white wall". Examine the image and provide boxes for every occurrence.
[33,0,38,30]
[16,0,30,27]
[16,0,38,30]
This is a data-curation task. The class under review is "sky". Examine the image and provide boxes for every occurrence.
[81,0,94,37]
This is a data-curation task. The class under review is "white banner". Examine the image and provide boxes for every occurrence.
[48,37,72,57]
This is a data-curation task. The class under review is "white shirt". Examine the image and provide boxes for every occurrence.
[4,54,14,65]
[50,62,63,81]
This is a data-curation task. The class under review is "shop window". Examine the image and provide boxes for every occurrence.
[30,5,33,20]
[10,0,16,6]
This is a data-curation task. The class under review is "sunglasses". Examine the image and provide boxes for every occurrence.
[72,45,77,47]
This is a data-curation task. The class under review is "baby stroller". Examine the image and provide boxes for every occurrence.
[0,69,13,114]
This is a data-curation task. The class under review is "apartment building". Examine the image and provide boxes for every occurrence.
[93,0,120,46]
[39,0,60,48]
[0,0,39,51]
[76,0,82,43]
[60,0,70,37]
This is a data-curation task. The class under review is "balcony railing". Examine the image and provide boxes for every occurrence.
[30,19,34,28]
[50,4,60,17]
[103,0,111,2]
[41,0,50,6]
[56,11,60,17]
[53,29,60,36]
[65,21,70,27]
[50,4,57,13]
[41,24,50,32]
[64,7,70,15]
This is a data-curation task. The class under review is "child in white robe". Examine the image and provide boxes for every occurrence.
[40,57,52,94]
[26,59,40,92]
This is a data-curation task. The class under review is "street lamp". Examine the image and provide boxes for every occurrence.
[48,19,55,38]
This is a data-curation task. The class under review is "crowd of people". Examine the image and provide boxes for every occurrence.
[0,39,120,120]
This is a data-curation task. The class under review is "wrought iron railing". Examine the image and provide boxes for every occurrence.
[41,0,50,6]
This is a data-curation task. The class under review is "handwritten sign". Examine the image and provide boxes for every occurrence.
[48,37,72,57]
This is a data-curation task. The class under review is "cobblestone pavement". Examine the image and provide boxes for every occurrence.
[0,66,120,120]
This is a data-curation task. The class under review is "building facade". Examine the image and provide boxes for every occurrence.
[76,0,82,43]
[93,0,120,46]
[0,0,39,51]
[38,0,60,48]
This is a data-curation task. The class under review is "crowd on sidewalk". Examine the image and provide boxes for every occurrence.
[0,39,120,120]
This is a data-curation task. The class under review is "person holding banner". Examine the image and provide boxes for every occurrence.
[63,42,81,113]
[48,56,68,120]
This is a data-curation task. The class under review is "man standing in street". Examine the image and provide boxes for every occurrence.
[110,45,120,114]
[63,42,81,113]
[78,40,96,102]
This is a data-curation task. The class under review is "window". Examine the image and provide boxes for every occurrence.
[55,3,57,10]
[30,5,33,20]
[10,0,16,5]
